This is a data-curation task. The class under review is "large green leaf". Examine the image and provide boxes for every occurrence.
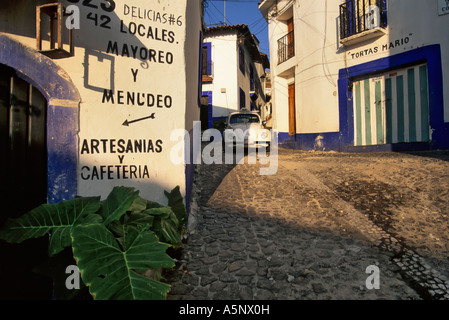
[101,186,140,226]
[109,213,155,250]
[146,207,182,245]
[0,197,101,255]
[158,217,182,246]
[165,186,187,231]
[128,196,148,213]
[71,223,175,300]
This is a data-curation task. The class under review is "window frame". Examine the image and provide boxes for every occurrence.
[202,42,212,84]
[239,88,246,110]
[202,42,212,76]
[239,45,245,75]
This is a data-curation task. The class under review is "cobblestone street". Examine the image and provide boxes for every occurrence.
[166,146,449,300]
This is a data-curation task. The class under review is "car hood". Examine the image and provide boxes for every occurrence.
[226,123,261,141]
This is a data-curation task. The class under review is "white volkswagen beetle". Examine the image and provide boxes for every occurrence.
[223,109,270,150]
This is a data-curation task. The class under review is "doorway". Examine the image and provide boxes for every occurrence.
[288,82,296,136]
[200,94,210,131]
[0,63,52,299]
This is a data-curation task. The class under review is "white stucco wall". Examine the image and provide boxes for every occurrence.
[263,0,449,136]
[0,0,203,204]
[203,32,239,118]
[184,0,203,131]
[203,29,263,120]
[338,0,449,122]
[382,0,449,122]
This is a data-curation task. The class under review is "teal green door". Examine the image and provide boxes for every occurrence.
[353,64,430,146]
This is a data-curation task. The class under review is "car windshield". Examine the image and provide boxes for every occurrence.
[229,114,260,124]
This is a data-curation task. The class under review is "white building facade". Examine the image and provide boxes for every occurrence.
[0,0,204,207]
[259,0,449,151]
[201,24,270,130]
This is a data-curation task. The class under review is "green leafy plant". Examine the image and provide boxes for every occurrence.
[0,186,187,300]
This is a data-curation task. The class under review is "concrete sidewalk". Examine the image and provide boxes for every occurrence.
[166,147,449,300]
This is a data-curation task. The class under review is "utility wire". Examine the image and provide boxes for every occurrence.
[207,0,233,25]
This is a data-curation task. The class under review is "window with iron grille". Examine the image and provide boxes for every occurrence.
[277,31,294,65]
[340,0,387,40]
[277,17,294,65]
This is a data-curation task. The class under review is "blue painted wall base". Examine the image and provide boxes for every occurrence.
[278,132,341,151]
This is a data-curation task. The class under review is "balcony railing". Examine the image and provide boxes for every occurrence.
[277,31,294,65]
[340,0,386,40]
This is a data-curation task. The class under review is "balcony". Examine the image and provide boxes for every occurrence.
[277,31,294,65]
[340,0,387,44]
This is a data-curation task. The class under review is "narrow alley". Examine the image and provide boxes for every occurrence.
[167,147,449,300]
